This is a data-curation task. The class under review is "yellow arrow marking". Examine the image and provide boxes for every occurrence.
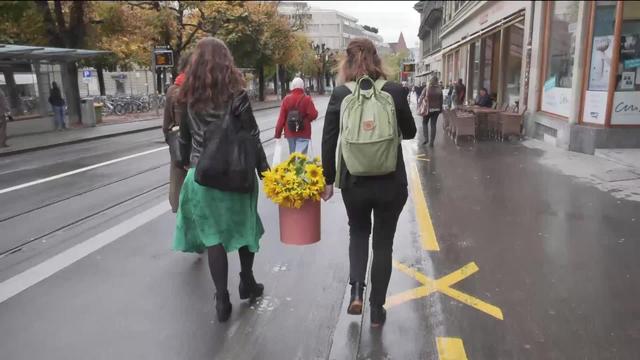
[437,337,469,360]
[386,260,504,320]
[409,163,440,251]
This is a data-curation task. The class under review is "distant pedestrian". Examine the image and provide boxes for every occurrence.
[321,38,417,327]
[447,81,454,109]
[454,78,466,107]
[163,51,191,213]
[174,37,269,323]
[418,76,444,147]
[275,77,318,154]
[48,82,66,130]
[414,83,425,101]
[0,87,10,147]
[474,87,492,108]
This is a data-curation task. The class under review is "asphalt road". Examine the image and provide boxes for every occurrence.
[1,94,640,359]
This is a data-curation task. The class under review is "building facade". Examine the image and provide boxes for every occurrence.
[279,2,385,52]
[415,1,444,82]
[421,0,640,154]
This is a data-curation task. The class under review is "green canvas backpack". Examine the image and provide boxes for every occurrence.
[336,76,399,187]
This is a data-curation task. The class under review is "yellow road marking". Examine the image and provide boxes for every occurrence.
[386,260,504,320]
[416,154,430,162]
[436,337,469,360]
[409,163,440,251]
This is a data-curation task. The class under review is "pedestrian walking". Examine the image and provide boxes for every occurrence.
[163,52,191,213]
[321,38,416,327]
[447,81,454,109]
[48,82,66,130]
[454,78,466,107]
[275,77,318,154]
[0,87,10,147]
[418,77,444,147]
[414,82,425,105]
[173,37,270,323]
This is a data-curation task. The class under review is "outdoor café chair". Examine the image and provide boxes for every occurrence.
[497,106,527,141]
[453,111,476,145]
[488,103,510,139]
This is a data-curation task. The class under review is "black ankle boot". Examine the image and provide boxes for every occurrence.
[347,282,365,315]
[370,305,386,327]
[215,290,232,323]
[239,272,264,300]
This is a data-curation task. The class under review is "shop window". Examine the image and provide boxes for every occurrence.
[612,1,640,125]
[541,1,579,117]
[470,41,480,99]
[583,1,617,124]
[505,21,525,107]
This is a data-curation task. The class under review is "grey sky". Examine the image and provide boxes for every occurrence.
[303,1,421,47]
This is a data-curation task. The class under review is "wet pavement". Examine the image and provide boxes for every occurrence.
[1,96,640,359]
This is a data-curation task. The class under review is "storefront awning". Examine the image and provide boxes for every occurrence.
[0,44,110,61]
[416,71,434,78]
[440,11,525,55]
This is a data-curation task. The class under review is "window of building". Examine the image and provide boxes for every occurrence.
[505,21,525,107]
[612,1,640,125]
[540,1,579,117]
[582,1,616,124]
[471,40,481,99]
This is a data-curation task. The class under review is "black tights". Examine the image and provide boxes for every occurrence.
[207,245,255,294]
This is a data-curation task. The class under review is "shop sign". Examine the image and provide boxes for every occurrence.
[611,91,640,125]
[623,58,640,69]
[582,91,607,125]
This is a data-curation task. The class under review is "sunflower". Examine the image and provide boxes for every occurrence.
[305,164,322,181]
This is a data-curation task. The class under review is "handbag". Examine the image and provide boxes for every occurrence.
[166,126,184,165]
[194,98,257,193]
[418,94,429,116]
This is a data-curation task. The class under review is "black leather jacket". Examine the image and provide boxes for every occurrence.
[180,91,269,176]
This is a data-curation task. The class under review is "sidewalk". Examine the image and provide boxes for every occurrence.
[523,140,640,202]
[0,99,282,157]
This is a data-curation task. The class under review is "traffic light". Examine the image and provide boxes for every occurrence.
[153,51,174,68]
[402,63,415,72]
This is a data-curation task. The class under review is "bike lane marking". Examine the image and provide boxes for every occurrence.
[0,146,168,195]
[385,260,504,320]
[437,337,469,360]
[408,162,440,251]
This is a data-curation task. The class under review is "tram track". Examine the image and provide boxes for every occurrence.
[0,126,277,259]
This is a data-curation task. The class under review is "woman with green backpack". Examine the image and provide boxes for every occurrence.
[321,38,417,327]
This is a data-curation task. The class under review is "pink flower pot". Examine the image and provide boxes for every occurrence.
[279,200,321,245]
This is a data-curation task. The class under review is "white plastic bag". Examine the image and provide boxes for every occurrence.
[272,138,284,166]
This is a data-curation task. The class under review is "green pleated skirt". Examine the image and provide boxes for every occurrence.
[173,169,264,253]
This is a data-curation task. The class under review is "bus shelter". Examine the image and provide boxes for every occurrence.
[0,44,108,128]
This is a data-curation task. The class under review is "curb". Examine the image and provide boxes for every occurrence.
[0,124,163,158]
[0,104,281,158]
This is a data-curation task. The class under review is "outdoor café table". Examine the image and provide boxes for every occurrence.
[462,105,500,140]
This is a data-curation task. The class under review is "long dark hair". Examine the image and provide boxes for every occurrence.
[179,37,244,111]
[337,38,387,84]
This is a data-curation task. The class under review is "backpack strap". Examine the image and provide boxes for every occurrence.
[290,94,305,113]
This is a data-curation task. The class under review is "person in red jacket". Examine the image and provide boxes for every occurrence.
[275,77,318,154]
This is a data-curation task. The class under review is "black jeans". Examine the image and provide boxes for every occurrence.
[422,111,440,144]
[342,179,408,306]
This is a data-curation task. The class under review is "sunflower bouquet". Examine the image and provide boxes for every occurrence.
[262,152,326,209]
